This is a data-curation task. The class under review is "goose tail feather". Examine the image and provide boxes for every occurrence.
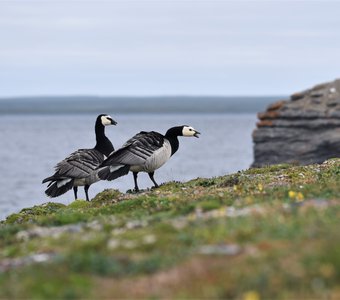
[42,175,56,184]
[98,165,130,181]
[45,179,74,198]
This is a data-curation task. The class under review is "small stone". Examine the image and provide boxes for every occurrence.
[171,217,188,229]
[126,220,148,229]
[311,277,325,292]
[122,240,137,249]
[107,239,120,250]
[142,234,156,245]
[16,231,30,241]
[32,253,51,263]
[0,253,55,273]
[195,207,203,218]
[16,224,83,241]
[111,228,126,235]
[86,220,102,231]
[198,244,241,256]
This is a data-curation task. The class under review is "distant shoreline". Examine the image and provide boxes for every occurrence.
[0,96,284,115]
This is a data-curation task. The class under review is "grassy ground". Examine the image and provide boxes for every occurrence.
[0,159,339,299]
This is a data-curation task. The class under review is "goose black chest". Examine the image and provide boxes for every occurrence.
[42,114,117,201]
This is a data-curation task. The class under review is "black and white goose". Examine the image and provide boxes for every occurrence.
[42,114,126,201]
[98,125,200,191]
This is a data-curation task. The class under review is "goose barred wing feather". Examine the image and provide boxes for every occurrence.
[101,131,164,167]
[121,131,163,147]
[43,149,104,182]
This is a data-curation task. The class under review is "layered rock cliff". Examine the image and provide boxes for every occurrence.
[252,79,340,167]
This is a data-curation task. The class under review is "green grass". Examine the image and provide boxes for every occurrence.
[0,159,339,299]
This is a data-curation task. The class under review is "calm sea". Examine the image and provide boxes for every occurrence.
[0,113,258,220]
[0,96,278,220]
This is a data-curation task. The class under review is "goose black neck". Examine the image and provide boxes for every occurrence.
[94,119,114,157]
[165,126,182,156]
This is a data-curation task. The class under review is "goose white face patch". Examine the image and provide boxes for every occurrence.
[182,126,197,137]
[101,115,113,126]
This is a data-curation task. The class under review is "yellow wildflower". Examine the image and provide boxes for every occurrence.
[319,264,335,278]
[243,290,260,300]
[296,192,304,202]
[288,190,304,202]
[258,183,263,192]
[288,191,296,199]
[245,197,253,205]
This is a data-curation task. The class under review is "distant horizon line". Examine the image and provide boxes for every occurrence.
[0,94,287,100]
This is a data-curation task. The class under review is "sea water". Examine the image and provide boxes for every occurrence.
[0,113,256,220]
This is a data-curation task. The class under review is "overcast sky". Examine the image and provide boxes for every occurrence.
[1,1,340,97]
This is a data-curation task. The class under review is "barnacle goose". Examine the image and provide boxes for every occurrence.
[42,114,128,201]
[98,125,200,191]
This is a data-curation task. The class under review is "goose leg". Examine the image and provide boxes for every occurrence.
[84,185,90,201]
[148,172,159,188]
[73,186,78,200]
[133,172,139,192]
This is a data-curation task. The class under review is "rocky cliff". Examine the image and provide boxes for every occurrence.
[252,79,340,167]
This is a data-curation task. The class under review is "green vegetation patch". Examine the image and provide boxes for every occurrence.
[0,159,339,299]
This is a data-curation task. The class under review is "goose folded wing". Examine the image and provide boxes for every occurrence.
[100,131,164,167]
[54,149,104,179]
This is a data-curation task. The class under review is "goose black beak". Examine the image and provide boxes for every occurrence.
[194,131,201,138]
[109,118,117,125]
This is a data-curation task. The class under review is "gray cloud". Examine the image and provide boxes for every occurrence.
[0,1,339,96]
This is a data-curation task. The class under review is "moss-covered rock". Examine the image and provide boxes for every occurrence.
[4,202,66,225]
[91,189,121,205]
